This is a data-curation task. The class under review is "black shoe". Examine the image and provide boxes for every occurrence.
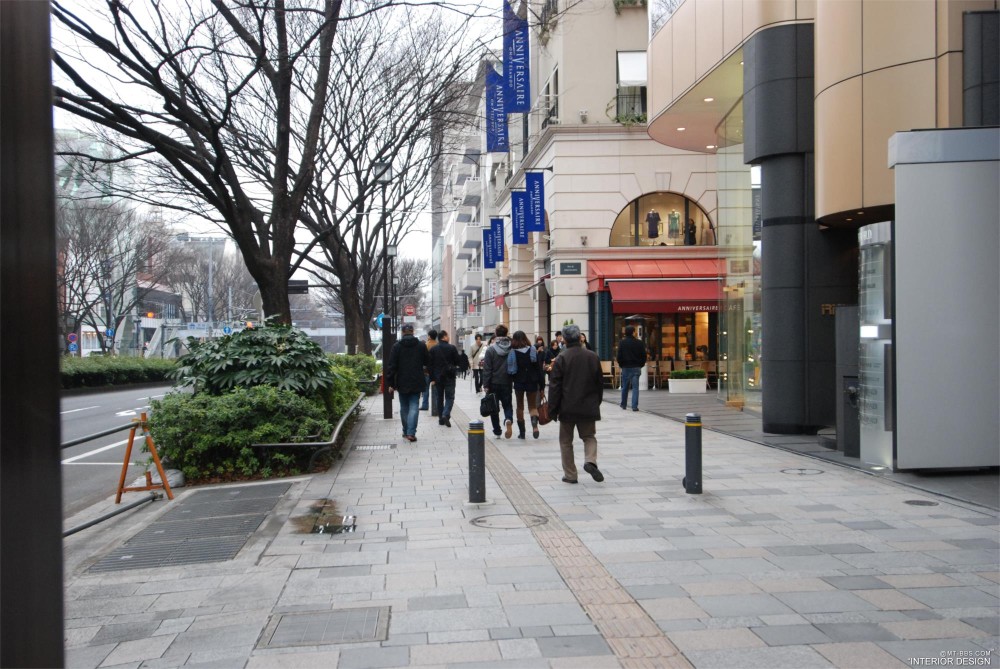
[493,429,502,436]
[444,418,451,427]
[561,477,578,484]
[438,418,445,425]
[632,408,639,412]
[620,404,626,410]
[584,462,604,482]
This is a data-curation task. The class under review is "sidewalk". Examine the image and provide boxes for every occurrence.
[64,377,999,668]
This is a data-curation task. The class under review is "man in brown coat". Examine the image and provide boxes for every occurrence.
[548,324,605,484]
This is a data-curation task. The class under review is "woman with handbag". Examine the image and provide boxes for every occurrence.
[507,331,542,439]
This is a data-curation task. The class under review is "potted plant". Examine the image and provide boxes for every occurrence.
[668,368,707,394]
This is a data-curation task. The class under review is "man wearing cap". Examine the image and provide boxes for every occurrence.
[548,324,605,484]
[387,323,430,442]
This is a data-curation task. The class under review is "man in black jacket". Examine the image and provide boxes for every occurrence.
[387,323,430,442]
[428,330,459,428]
[616,325,647,411]
[549,325,605,484]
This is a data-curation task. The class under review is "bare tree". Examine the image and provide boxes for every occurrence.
[56,200,178,354]
[52,0,342,324]
[164,244,257,324]
[293,8,485,353]
[314,257,429,327]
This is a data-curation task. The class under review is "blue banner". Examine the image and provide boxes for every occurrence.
[503,0,530,113]
[491,217,505,262]
[512,192,528,244]
[485,67,508,153]
[483,226,495,269]
[525,172,545,232]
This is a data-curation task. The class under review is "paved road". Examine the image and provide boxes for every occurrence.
[60,385,175,518]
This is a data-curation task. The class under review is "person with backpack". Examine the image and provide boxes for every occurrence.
[507,330,543,439]
[428,330,459,428]
[481,325,514,438]
[386,323,430,442]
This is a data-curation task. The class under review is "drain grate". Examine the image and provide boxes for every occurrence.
[781,468,825,476]
[87,483,289,573]
[471,513,548,529]
[258,607,390,648]
[352,443,396,451]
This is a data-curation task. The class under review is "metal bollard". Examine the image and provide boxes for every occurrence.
[468,420,486,503]
[683,412,703,494]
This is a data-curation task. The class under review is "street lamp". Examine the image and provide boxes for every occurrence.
[374,161,394,420]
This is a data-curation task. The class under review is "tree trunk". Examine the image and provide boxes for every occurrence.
[340,289,372,354]
[257,276,291,325]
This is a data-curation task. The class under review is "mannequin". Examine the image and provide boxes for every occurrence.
[667,209,680,242]
[645,209,661,239]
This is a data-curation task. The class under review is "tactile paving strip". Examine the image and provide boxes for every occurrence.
[258,607,390,648]
[87,483,289,573]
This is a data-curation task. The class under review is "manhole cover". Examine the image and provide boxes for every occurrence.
[781,468,825,475]
[259,607,390,648]
[353,443,396,451]
[470,513,548,529]
[904,499,939,506]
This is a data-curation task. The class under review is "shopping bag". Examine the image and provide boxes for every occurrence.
[537,394,552,425]
[479,393,499,417]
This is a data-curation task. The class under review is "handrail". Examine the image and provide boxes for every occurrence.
[251,391,366,470]
[61,423,137,450]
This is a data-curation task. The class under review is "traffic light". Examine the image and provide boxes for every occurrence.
[146,311,155,318]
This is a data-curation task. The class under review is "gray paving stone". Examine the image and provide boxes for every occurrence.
[318,566,372,578]
[654,549,711,561]
[902,586,999,609]
[485,566,560,585]
[599,530,649,540]
[489,627,522,640]
[504,604,589,628]
[751,624,832,646]
[814,622,901,642]
[926,549,1000,565]
[66,642,116,669]
[336,645,409,669]
[518,626,554,638]
[702,557,776,574]
[164,624,261,654]
[878,639,990,664]
[685,645,832,668]
[535,635,612,658]
[820,576,891,590]
[703,616,764,629]
[645,528,695,538]
[408,594,468,610]
[962,617,1000,635]
[797,505,843,512]
[389,607,507,634]
[948,539,1000,549]
[693,594,795,617]
[774,591,878,614]
[764,555,851,572]
[92,621,163,645]
[623,584,687,599]
[765,545,822,556]
[841,521,894,530]
[814,544,874,554]
[903,609,943,620]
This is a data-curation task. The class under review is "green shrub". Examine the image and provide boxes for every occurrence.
[670,368,707,379]
[148,386,334,482]
[329,353,379,381]
[326,364,362,417]
[61,356,177,389]
[170,322,337,400]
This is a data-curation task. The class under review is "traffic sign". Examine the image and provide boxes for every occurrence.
[105,328,115,337]
[68,343,78,352]
[67,332,78,343]
[222,326,232,334]
[404,304,416,317]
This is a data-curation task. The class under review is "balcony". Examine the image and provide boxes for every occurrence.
[461,265,483,293]
[460,223,483,252]
[461,177,481,206]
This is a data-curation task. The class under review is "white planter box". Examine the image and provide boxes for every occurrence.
[668,378,707,394]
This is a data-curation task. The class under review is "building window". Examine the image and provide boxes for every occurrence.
[609,192,715,247]
[616,51,647,124]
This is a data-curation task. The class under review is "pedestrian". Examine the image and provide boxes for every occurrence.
[580,331,594,351]
[508,330,543,439]
[553,330,565,350]
[420,329,438,410]
[456,348,470,379]
[469,333,485,393]
[548,325,605,484]
[428,330,458,428]
[616,324,647,411]
[481,325,515,439]
[386,323,430,443]
[543,338,561,378]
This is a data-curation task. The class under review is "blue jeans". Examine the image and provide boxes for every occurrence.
[420,373,430,409]
[398,392,420,437]
[487,384,514,434]
[620,367,641,409]
[435,379,456,419]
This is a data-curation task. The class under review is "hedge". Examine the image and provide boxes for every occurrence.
[61,356,177,389]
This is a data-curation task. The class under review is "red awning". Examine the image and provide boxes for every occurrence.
[587,258,724,291]
[607,280,722,314]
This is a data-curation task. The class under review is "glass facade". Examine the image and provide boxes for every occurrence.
[716,100,762,409]
[609,192,715,247]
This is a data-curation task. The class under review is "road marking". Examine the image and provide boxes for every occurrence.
[62,439,130,464]
[136,394,165,401]
[115,410,137,416]
[61,405,100,415]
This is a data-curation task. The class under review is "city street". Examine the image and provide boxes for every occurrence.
[61,385,175,517]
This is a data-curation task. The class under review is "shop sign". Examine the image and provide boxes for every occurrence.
[560,262,581,275]
[676,304,719,312]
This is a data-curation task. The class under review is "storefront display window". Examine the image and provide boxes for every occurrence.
[609,192,716,247]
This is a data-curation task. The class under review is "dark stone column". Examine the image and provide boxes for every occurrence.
[964,10,999,127]
[0,2,65,666]
[743,23,858,434]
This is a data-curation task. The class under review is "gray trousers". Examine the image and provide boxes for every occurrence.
[559,419,598,481]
